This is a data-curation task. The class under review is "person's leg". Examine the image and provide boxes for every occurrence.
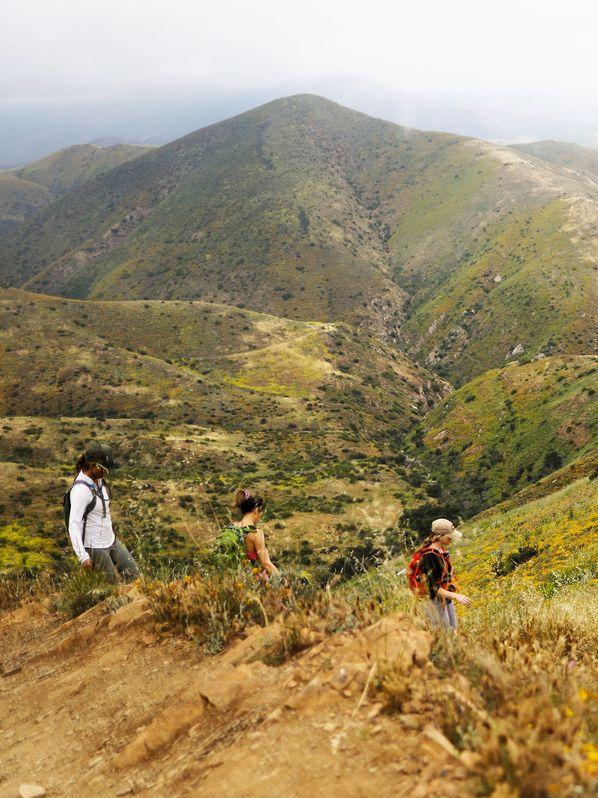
[86,547,118,584]
[445,600,458,630]
[426,598,450,629]
[109,538,139,581]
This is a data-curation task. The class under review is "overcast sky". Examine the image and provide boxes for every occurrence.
[1,0,597,162]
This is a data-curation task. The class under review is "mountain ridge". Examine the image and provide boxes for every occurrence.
[0,94,595,381]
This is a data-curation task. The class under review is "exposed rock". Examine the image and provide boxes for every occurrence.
[19,785,46,798]
[285,676,336,712]
[196,662,266,711]
[506,343,525,359]
[359,615,432,668]
[107,599,150,629]
[115,697,206,768]
[1,665,22,677]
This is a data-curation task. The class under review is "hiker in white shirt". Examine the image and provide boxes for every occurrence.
[66,443,138,583]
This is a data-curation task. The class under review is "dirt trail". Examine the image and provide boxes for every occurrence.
[0,592,470,798]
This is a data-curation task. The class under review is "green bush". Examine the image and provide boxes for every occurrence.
[54,569,116,619]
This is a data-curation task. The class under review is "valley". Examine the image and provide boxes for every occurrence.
[0,94,596,798]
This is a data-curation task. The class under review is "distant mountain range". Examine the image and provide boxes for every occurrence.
[0,95,596,383]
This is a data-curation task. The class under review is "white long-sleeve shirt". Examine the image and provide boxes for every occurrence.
[68,474,115,563]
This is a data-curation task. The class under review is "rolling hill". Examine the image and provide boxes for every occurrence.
[0,95,595,378]
[0,143,147,235]
[13,142,149,195]
[0,287,448,574]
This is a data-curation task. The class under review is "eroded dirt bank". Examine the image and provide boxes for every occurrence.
[0,591,471,798]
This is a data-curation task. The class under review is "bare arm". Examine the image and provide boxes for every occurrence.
[437,587,471,605]
[254,529,279,575]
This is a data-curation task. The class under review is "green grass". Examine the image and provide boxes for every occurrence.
[14,143,148,195]
[402,200,597,384]
[458,477,598,600]
[408,355,597,515]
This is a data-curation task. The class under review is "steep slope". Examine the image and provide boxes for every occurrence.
[387,145,598,383]
[0,595,475,798]
[13,142,149,195]
[0,551,595,798]
[459,476,597,599]
[405,356,597,516]
[0,288,447,574]
[0,172,53,233]
[0,97,408,336]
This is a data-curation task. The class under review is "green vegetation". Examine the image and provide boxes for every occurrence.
[406,356,597,516]
[457,476,598,601]
[0,143,145,234]
[1,95,595,381]
[0,172,53,233]
[14,143,148,195]
[0,288,447,575]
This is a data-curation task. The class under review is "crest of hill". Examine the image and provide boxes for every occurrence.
[510,140,598,185]
[0,143,147,235]
[406,355,597,517]
[0,95,596,379]
[13,142,149,195]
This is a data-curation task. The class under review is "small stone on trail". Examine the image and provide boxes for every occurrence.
[19,786,46,798]
[115,786,135,796]
[1,665,22,677]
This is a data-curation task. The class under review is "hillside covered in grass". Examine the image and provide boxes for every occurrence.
[458,476,597,601]
[0,172,53,233]
[405,356,597,517]
[0,96,596,377]
[0,288,448,575]
[0,143,146,235]
[13,142,148,195]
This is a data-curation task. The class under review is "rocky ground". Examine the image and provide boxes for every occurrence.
[0,590,471,798]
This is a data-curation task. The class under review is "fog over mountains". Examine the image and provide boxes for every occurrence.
[2,79,597,167]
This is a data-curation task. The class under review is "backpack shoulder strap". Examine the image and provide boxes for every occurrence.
[69,479,98,545]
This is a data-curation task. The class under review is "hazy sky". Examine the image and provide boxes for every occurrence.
[2,0,595,99]
[1,0,597,163]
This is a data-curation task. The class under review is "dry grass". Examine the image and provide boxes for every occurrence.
[377,585,598,797]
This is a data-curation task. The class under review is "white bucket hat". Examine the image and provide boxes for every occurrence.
[431,518,463,542]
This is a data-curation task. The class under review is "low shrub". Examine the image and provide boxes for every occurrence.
[143,569,269,654]
[53,569,116,619]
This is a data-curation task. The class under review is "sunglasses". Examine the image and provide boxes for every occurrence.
[93,462,110,475]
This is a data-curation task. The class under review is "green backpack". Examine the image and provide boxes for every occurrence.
[212,524,249,569]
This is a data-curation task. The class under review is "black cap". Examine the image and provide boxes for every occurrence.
[84,443,117,470]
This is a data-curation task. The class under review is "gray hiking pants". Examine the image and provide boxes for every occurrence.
[85,538,139,584]
[426,598,458,630]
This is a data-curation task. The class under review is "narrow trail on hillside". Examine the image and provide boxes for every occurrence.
[0,592,470,798]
